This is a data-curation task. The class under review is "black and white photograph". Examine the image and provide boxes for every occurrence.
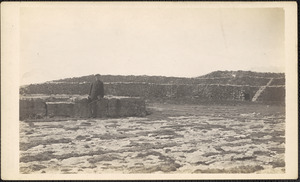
[1,2,298,180]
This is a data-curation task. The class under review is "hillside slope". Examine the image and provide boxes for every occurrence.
[20,71,285,103]
[49,70,284,86]
[198,70,284,79]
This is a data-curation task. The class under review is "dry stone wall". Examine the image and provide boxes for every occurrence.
[20,71,285,103]
[52,71,285,84]
[20,83,90,95]
[46,102,75,117]
[256,86,285,102]
[19,95,147,120]
[20,99,47,120]
[269,78,285,86]
[194,77,271,86]
[20,82,285,102]
[200,70,284,78]
[73,97,91,118]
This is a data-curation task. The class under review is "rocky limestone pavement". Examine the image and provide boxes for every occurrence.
[19,103,285,174]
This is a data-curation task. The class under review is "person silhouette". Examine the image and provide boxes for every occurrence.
[88,74,104,118]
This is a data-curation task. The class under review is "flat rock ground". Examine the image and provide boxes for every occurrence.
[20,102,285,174]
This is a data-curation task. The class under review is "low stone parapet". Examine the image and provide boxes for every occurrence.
[19,98,47,120]
[46,102,75,117]
[73,97,91,118]
[105,97,146,118]
[19,95,147,120]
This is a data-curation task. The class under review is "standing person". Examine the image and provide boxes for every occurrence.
[88,74,104,118]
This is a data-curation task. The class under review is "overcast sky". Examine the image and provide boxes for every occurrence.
[20,5,284,85]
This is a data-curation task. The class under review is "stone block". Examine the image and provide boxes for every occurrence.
[20,95,147,119]
[118,97,146,117]
[74,98,91,118]
[107,98,121,118]
[19,99,47,120]
[46,102,75,117]
[96,98,108,118]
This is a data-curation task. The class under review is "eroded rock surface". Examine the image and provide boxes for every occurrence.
[20,103,285,174]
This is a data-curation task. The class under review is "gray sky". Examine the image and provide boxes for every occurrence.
[20,6,285,85]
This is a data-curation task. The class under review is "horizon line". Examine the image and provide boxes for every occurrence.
[20,70,285,87]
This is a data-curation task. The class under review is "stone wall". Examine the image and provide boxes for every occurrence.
[20,82,285,103]
[20,82,90,95]
[51,71,285,84]
[270,78,285,86]
[21,82,256,97]
[20,99,47,120]
[19,96,146,120]
[256,86,285,102]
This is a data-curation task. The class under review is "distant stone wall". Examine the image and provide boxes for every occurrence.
[19,96,146,120]
[20,82,285,102]
[269,78,285,86]
[51,71,285,84]
[256,86,285,102]
[20,82,90,95]
[194,77,271,86]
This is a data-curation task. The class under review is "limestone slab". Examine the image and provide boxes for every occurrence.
[20,99,47,120]
[46,102,75,117]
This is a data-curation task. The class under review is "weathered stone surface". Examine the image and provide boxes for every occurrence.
[19,103,285,174]
[20,99,47,120]
[107,98,120,118]
[20,94,72,102]
[107,97,146,117]
[20,83,283,102]
[46,102,75,117]
[118,97,146,117]
[20,95,146,119]
[73,98,91,118]
[96,98,109,118]
[257,86,285,102]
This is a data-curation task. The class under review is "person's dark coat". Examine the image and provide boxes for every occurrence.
[89,80,104,100]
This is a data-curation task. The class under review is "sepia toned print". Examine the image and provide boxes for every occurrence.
[17,3,287,175]
[19,72,285,174]
[1,2,298,180]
